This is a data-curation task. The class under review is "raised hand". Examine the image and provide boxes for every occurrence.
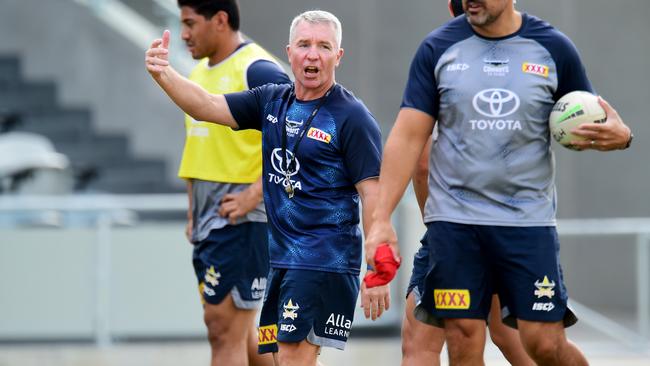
[145,30,171,77]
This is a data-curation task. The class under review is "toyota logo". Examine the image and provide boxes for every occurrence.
[271,148,300,176]
[472,88,520,118]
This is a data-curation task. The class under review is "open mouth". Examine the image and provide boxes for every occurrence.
[304,66,319,75]
[467,1,483,11]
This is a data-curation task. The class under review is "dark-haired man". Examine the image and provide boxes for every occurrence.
[399,2,534,365]
[367,0,632,365]
[174,1,289,365]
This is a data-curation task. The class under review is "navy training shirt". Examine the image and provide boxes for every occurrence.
[225,83,382,275]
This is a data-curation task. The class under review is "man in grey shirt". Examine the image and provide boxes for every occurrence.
[366,0,632,365]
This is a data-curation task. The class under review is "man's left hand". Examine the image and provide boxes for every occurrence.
[570,97,632,151]
[360,280,390,321]
[218,188,260,224]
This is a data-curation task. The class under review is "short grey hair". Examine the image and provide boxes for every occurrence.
[289,10,342,48]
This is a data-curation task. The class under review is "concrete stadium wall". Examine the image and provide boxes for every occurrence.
[0,0,186,189]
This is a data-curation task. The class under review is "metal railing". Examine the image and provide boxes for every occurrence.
[1,194,649,350]
[557,218,650,348]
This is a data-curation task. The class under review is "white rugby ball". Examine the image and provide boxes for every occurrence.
[549,91,607,150]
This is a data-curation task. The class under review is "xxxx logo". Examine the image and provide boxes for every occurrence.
[522,62,549,78]
[258,325,277,345]
[306,127,331,144]
[434,289,470,310]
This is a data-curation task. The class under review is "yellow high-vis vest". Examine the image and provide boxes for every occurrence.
[178,43,279,183]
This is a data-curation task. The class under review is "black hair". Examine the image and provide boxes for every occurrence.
[177,0,240,30]
[450,0,464,17]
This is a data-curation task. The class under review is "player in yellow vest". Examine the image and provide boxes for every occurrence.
[176,1,289,365]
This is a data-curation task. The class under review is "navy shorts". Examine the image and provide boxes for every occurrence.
[192,222,269,309]
[414,221,577,329]
[258,269,359,354]
[406,232,430,303]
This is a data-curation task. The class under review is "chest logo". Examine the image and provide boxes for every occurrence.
[306,127,331,144]
[271,148,300,176]
[285,117,304,137]
[472,88,520,118]
[483,58,510,77]
[522,62,549,78]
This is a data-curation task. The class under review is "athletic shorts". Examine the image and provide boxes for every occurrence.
[257,268,359,354]
[192,222,269,309]
[406,232,430,303]
[414,221,577,329]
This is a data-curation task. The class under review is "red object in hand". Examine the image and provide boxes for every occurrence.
[364,244,400,288]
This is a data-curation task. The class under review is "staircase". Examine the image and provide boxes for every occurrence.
[0,54,180,193]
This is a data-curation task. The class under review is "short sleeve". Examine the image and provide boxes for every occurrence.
[246,59,291,88]
[224,87,266,130]
[536,29,594,100]
[554,37,594,99]
[339,106,382,183]
[401,40,440,119]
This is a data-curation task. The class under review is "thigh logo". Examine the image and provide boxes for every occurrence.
[251,277,267,300]
[324,313,351,338]
[282,299,300,320]
[434,289,470,309]
[534,276,556,299]
[280,324,297,333]
[258,325,277,345]
[532,302,555,312]
[204,266,221,287]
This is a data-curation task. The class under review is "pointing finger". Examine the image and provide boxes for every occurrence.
[161,30,170,50]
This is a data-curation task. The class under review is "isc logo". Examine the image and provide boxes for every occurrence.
[266,114,279,124]
[532,302,555,312]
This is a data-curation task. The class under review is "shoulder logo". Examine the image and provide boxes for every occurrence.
[266,114,278,124]
[522,62,549,78]
[447,63,470,72]
[307,127,331,144]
